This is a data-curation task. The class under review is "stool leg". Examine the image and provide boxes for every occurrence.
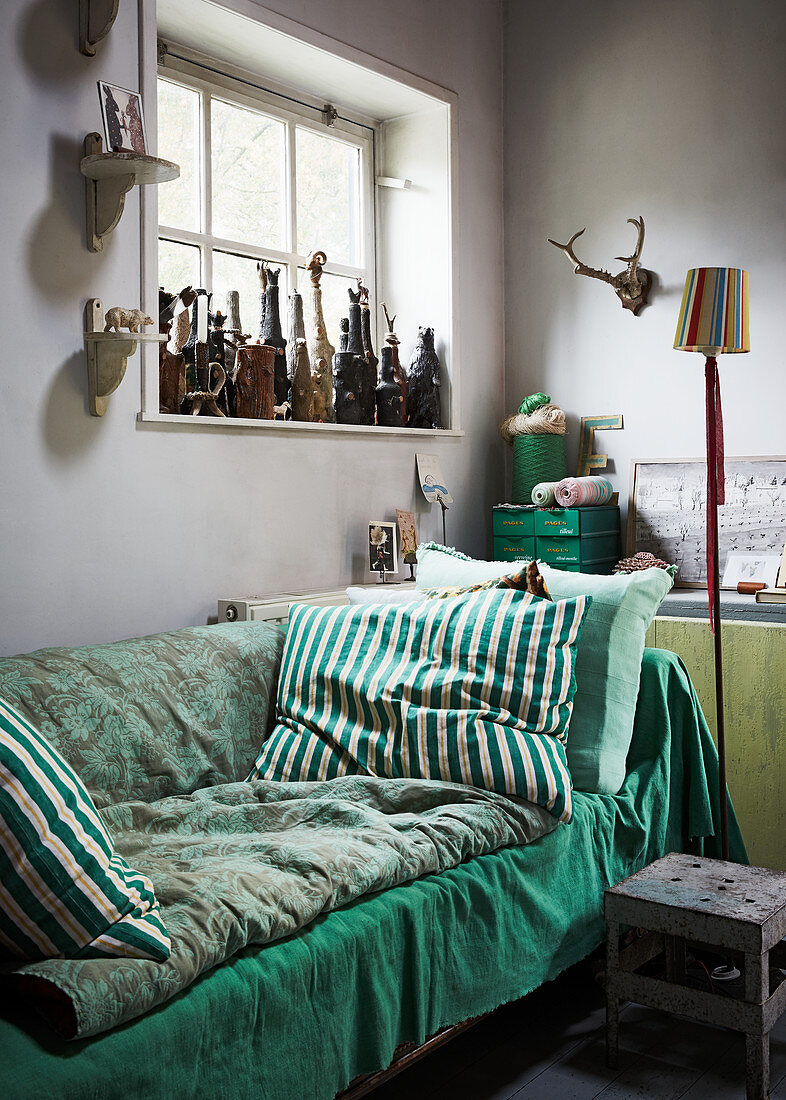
[744,951,769,1100]
[606,918,619,1069]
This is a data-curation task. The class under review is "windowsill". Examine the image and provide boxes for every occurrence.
[137,411,463,438]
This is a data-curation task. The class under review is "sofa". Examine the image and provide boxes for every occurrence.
[0,589,744,1100]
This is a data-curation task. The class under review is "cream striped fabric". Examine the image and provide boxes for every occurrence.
[248,587,590,822]
[0,696,170,961]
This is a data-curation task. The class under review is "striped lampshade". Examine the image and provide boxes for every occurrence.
[674,267,750,354]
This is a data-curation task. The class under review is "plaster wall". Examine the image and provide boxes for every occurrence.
[0,0,504,656]
[503,0,786,525]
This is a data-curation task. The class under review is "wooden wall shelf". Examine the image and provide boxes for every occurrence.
[84,298,166,416]
[81,133,179,252]
[79,0,119,56]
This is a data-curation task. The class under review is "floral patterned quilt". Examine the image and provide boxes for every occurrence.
[9,776,556,1039]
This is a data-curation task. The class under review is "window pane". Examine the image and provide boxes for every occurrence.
[211,99,284,247]
[213,251,288,341]
[157,78,200,231]
[297,268,355,351]
[159,238,201,296]
[296,129,360,266]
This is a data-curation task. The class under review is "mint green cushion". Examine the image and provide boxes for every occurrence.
[415,545,674,794]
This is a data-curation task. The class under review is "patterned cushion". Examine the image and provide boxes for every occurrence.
[248,587,590,822]
[0,696,170,962]
[423,562,551,601]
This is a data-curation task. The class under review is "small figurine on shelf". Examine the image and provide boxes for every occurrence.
[181,289,211,393]
[357,278,378,425]
[376,345,403,427]
[333,317,362,424]
[256,262,267,343]
[291,338,314,422]
[407,326,442,429]
[158,285,194,415]
[210,310,232,416]
[383,304,407,419]
[260,263,288,407]
[306,251,336,422]
[287,288,308,385]
[104,306,154,333]
[234,344,275,420]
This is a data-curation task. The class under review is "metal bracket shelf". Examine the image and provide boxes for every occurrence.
[85,298,166,416]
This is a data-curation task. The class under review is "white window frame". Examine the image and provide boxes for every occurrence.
[138,0,462,438]
[156,62,376,342]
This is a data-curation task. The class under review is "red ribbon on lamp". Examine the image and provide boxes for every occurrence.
[673,266,749,861]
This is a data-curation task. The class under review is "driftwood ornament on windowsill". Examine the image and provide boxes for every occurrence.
[547,216,652,315]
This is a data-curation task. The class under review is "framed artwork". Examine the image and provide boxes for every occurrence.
[396,509,418,562]
[97,81,147,154]
[368,522,398,576]
[628,457,786,588]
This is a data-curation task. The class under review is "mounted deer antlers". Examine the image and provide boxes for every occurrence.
[548,216,651,314]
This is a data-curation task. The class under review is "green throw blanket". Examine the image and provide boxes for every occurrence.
[7,776,556,1039]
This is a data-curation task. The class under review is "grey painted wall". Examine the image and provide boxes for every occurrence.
[503,0,786,537]
[0,0,504,655]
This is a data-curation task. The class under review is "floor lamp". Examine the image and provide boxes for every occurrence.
[673,267,750,863]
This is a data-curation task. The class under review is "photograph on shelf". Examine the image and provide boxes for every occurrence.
[98,81,147,154]
[368,522,398,576]
[721,552,782,590]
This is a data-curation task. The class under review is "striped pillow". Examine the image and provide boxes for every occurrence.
[248,587,589,822]
[0,696,170,962]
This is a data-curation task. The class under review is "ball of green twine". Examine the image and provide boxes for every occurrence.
[518,392,550,417]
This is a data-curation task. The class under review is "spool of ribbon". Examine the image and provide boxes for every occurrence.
[531,482,560,506]
[555,476,614,508]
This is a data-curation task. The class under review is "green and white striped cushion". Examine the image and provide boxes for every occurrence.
[248,587,590,822]
[0,696,171,962]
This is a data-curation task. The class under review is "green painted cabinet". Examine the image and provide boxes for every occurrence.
[645,616,786,871]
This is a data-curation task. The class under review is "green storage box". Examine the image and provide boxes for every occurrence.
[492,506,536,539]
[492,536,536,562]
[534,505,619,538]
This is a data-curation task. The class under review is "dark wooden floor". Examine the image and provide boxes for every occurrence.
[371,960,786,1099]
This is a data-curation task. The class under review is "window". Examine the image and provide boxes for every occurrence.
[156,71,374,344]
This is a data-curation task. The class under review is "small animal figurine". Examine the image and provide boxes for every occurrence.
[407,326,442,430]
[104,306,154,333]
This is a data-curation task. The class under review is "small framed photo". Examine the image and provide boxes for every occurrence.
[721,552,782,590]
[368,522,398,576]
[396,509,418,563]
[97,81,147,154]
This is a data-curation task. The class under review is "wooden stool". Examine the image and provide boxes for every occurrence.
[605,853,786,1100]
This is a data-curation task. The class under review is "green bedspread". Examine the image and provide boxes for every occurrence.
[0,649,744,1100]
[6,776,555,1039]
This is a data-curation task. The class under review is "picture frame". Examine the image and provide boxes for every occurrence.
[721,552,782,590]
[97,81,147,154]
[628,457,786,588]
[396,509,418,562]
[368,522,398,576]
